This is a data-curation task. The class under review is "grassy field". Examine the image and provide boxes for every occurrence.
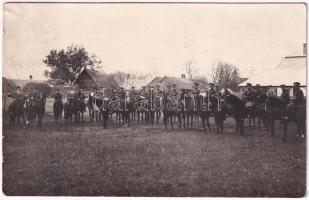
[2,117,306,197]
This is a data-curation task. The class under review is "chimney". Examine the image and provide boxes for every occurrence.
[303,43,307,56]
[29,75,33,80]
[181,74,186,79]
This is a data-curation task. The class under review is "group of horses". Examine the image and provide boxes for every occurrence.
[8,94,46,127]
[49,89,305,142]
[6,89,305,142]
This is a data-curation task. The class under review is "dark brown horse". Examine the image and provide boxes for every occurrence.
[223,90,246,135]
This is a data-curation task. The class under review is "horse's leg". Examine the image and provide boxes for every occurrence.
[170,115,173,130]
[163,113,167,130]
[240,118,244,135]
[207,114,211,132]
[201,115,206,133]
[282,120,288,142]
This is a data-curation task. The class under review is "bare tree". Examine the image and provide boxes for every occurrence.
[207,61,242,90]
[185,60,198,80]
[207,61,219,84]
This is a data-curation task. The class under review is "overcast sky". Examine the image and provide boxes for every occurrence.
[3,3,306,80]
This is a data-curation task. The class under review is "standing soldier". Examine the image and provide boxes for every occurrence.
[280,84,290,105]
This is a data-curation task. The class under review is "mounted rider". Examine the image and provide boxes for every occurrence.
[154,84,163,96]
[222,84,231,98]
[76,87,86,101]
[242,83,256,107]
[12,86,25,102]
[54,87,63,103]
[287,82,305,112]
[171,84,180,97]
[208,83,216,97]
[192,82,200,95]
[66,86,76,102]
[293,82,304,105]
[280,84,290,105]
[215,84,223,98]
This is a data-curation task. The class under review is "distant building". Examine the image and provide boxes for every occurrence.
[148,74,195,91]
[239,43,307,96]
[74,68,119,90]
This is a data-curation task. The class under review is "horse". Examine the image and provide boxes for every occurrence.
[134,95,148,125]
[223,90,246,135]
[162,95,183,130]
[197,93,212,133]
[264,96,287,137]
[120,94,135,127]
[24,97,36,125]
[34,94,46,127]
[75,97,86,123]
[64,98,75,123]
[91,95,110,128]
[53,99,63,123]
[210,94,227,134]
[8,97,26,127]
[282,103,306,142]
[182,93,197,129]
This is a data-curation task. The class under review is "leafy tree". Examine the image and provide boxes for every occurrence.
[43,44,102,85]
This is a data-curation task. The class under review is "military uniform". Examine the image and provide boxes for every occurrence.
[280,87,290,104]
[54,91,62,102]
[12,89,25,101]
[294,88,304,105]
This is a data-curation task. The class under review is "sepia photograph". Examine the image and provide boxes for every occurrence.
[2,2,307,197]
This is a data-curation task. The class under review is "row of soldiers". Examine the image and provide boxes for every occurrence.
[242,82,305,105]
[9,86,44,101]
[8,81,304,107]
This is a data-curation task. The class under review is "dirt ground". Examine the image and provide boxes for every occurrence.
[2,116,306,197]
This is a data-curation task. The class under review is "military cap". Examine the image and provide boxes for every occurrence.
[93,87,97,90]
[246,83,252,86]
[16,86,21,89]
[132,86,135,89]
[280,84,286,87]
[294,82,300,86]
[255,84,261,87]
[209,83,214,86]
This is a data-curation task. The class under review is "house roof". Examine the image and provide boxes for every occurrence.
[75,68,118,88]
[148,76,194,89]
[10,79,48,88]
[3,77,17,93]
[239,56,306,87]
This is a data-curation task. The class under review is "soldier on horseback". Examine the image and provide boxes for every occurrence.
[12,86,25,101]
[54,87,63,103]
[242,83,256,103]
[293,82,304,105]
[171,84,180,97]
[280,84,290,106]
[208,83,216,96]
